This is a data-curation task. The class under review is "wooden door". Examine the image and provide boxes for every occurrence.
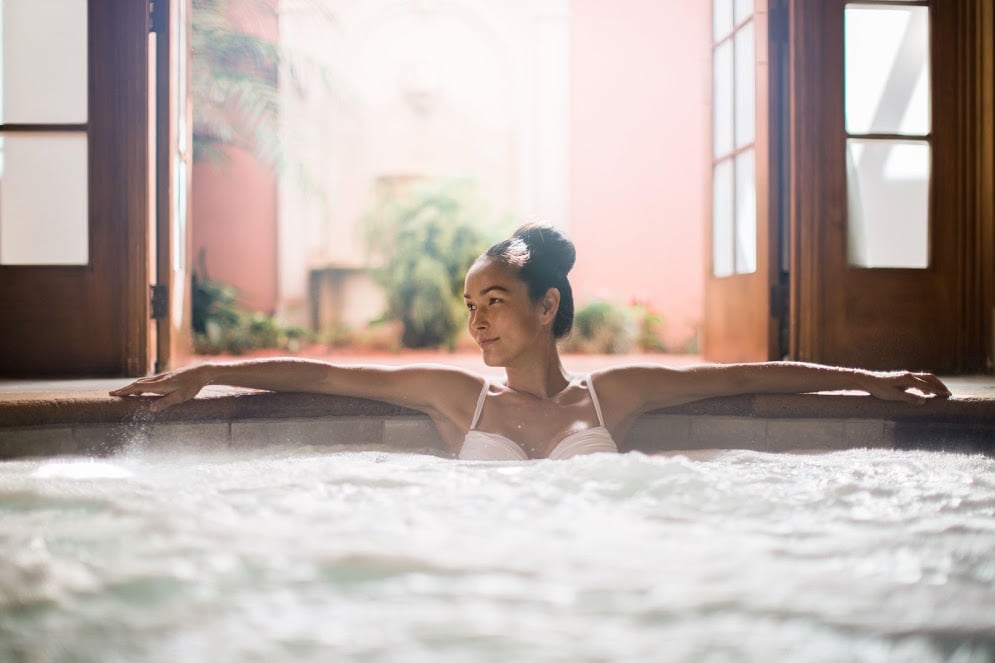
[0,1,153,377]
[790,0,992,372]
[703,0,786,362]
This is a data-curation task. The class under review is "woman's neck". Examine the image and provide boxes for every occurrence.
[503,340,570,399]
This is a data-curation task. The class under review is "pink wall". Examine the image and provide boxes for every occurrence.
[569,0,709,350]
[192,146,278,314]
[193,0,710,343]
[192,0,279,314]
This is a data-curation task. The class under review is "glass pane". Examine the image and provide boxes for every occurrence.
[844,5,930,135]
[0,133,88,265]
[173,158,187,272]
[734,22,755,148]
[713,159,734,278]
[177,0,188,156]
[713,0,733,41]
[735,148,757,273]
[734,0,753,24]
[0,0,88,124]
[847,139,929,269]
[713,40,733,157]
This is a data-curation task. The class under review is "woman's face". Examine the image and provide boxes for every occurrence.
[464,258,547,367]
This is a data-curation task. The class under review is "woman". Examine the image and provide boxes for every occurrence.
[111,224,951,460]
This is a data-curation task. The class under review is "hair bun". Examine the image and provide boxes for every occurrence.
[513,222,576,278]
[482,222,577,338]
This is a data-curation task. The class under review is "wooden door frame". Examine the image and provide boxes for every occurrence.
[96,1,154,376]
[951,1,995,371]
[787,0,995,372]
[702,0,781,363]
[154,0,194,373]
[787,0,835,364]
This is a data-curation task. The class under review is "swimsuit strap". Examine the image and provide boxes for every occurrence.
[469,379,490,430]
[586,374,606,427]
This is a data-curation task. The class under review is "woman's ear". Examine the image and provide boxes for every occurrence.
[540,288,561,325]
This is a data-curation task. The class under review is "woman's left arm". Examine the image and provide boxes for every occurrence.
[598,361,952,415]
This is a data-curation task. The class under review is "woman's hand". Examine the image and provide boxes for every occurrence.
[856,370,952,405]
[110,366,212,412]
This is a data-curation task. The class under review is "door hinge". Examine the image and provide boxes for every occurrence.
[770,283,789,320]
[150,284,169,320]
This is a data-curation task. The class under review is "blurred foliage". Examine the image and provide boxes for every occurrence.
[192,0,337,167]
[571,300,632,354]
[363,180,500,349]
[630,301,667,352]
[562,299,668,354]
[193,0,278,164]
[192,254,309,355]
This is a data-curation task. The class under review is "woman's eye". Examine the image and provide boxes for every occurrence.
[489,298,502,305]
[466,304,476,312]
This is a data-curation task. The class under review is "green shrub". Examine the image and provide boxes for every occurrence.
[630,301,667,352]
[192,272,240,334]
[562,299,668,354]
[563,300,632,354]
[191,265,311,355]
[363,180,499,349]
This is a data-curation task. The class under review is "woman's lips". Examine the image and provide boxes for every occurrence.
[478,337,498,347]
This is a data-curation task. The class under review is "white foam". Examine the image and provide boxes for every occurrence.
[0,448,992,661]
[32,459,134,480]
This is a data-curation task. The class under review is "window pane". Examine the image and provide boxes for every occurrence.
[847,139,929,268]
[173,158,187,272]
[713,159,734,277]
[0,0,87,123]
[734,0,753,24]
[844,5,930,135]
[734,22,755,148]
[176,0,188,155]
[735,148,756,273]
[713,40,733,157]
[713,0,733,41]
[0,134,88,265]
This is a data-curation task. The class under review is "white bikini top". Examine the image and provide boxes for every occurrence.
[458,375,619,460]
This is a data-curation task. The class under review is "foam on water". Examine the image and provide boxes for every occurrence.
[1,447,993,662]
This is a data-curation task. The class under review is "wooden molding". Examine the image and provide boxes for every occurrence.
[788,0,992,372]
[787,0,831,362]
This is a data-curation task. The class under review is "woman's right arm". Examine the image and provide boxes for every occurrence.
[109,358,480,417]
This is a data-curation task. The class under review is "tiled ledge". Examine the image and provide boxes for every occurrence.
[1,387,993,459]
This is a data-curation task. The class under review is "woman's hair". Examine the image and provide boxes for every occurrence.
[483,222,576,338]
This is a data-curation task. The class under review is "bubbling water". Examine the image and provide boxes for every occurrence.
[1,447,993,662]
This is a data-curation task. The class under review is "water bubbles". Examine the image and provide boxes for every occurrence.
[1,447,993,661]
[32,459,134,480]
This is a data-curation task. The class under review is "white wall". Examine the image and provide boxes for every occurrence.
[277,0,570,327]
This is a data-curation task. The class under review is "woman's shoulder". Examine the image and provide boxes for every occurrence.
[587,363,693,410]
[401,363,488,405]
[589,363,680,387]
[402,366,489,454]
[389,363,487,395]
